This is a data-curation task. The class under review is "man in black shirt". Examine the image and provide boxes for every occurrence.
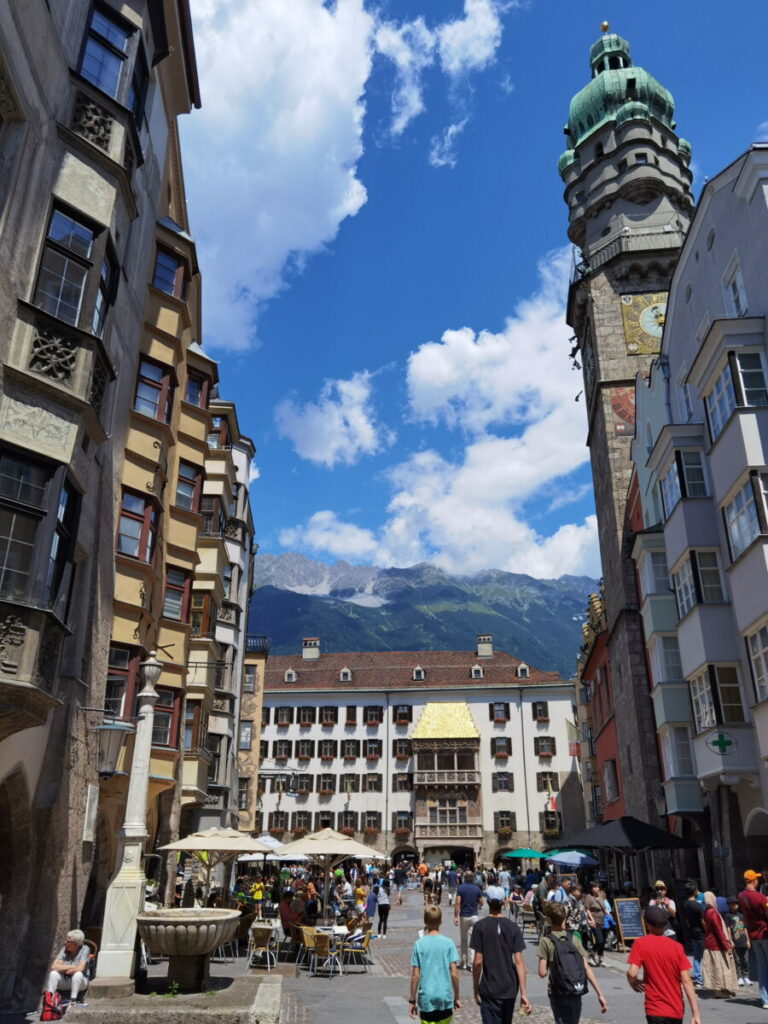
[681,883,705,987]
[472,897,531,1024]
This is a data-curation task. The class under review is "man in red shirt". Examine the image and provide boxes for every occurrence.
[626,905,700,1024]
[739,868,768,1007]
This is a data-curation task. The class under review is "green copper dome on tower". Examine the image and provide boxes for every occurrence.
[559,25,676,167]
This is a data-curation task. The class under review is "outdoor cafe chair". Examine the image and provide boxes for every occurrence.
[295,926,316,971]
[340,930,372,974]
[309,931,341,978]
[246,924,279,971]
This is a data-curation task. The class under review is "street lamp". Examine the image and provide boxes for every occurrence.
[96,652,163,985]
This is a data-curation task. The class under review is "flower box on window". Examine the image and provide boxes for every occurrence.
[274,755,288,762]
[299,722,311,729]
[292,827,308,837]
[345,719,356,726]
[318,788,334,796]
[494,751,509,759]
[395,751,410,760]
[269,827,285,837]
[277,722,289,729]
[340,826,356,836]
[366,753,380,761]
[496,826,513,837]
[296,788,310,796]
[394,827,411,837]
[297,754,311,761]
[320,755,334,761]
[343,754,356,761]
[538,750,554,759]
[363,827,380,836]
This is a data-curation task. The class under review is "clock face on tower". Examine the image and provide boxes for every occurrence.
[620,292,668,354]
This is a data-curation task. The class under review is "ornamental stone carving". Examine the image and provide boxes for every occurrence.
[0,614,25,675]
[0,383,78,462]
[29,327,78,383]
[72,92,112,152]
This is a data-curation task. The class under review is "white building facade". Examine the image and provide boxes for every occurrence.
[251,636,584,865]
[631,145,768,893]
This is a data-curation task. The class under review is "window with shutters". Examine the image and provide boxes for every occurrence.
[342,739,360,759]
[393,704,412,724]
[318,774,335,794]
[536,771,560,792]
[364,810,382,831]
[534,736,556,758]
[364,774,382,793]
[363,739,382,759]
[490,701,510,722]
[494,810,516,832]
[296,774,313,794]
[393,812,412,832]
[319,739,337,761]
[339,810,358,831]
[276,706,293,726]
[261,705,270,726]
[268,810,288,831]
[364,705,383,725]
[492,772,513,792]
[345,705,357,725]
[298,706,315,725]
[532,701,549,722]
[292,810,312,831]
[259,740,268,759]
[320,706,338,725]
[393,738,412,759]
[273,739,291,760]
[491,736,511,758]
[340,774,360,793]
[539,810,560,834]
[296,739,314,760]
[392,773,413,792]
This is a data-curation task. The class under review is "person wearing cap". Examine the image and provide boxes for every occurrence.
[739,869,768,1007]
[472,895,530,1024]
[627,904,700,1024]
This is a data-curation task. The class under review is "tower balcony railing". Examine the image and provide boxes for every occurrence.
[413,770,480,786]
[245,634,270,654]
[414,823,483,840]
[571,226,687,283]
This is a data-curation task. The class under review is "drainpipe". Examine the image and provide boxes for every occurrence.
[384,691,391,856]
[518,688,532,844]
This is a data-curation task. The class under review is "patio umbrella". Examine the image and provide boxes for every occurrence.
[160,827,273,902]
[557,815,693,852]
[501,848,545,859]
[274,827,387,922]
[548,850,598,867]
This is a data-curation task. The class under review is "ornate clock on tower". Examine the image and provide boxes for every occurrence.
[620,292,668,354]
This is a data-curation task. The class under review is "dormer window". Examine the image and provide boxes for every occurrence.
[284,669,297,683]
[413,666,425,681]
[471,665,484,679]
[517,664,529,679]
[340,667,352,682]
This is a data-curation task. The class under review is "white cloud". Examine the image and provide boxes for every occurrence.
[248,460,261,485]
[275,370,395,468]
[181,0,374,350]
[756,120,768,142]
[428,119,468,169]
[281,248,600,578]
[436,0,504,76]
[374,18,435,136]
[280,510,378,561]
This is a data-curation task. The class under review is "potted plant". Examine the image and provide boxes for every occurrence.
[363,826,380,836]
[394,826,411,838]
[340,826,356,836]
[292,827,308,837]
[318,788,334,796]
[496,826,513,838]
[269,827,285,838]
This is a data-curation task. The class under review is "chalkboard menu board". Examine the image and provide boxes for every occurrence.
[614,898,646,946]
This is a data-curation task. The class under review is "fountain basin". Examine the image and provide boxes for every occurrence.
[137,907,240,990]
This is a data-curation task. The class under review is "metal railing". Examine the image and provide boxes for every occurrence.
[414,824,483,839]
[413,770,480,786]
[245,634,270,654]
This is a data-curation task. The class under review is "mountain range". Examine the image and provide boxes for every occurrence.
[247,553,598,678]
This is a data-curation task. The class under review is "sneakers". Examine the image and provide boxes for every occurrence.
[746,978,753,985]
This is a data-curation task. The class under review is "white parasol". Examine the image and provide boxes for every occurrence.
[160,827,273,902]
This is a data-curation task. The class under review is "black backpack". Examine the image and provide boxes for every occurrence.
[549,935,587,997]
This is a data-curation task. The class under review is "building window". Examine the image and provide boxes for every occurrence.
[91,253,117,336]
[393,738,412,759]
[490,702,510,722]
[429,798,467,825]
[319,739,336,760]
[133,357,174,422]
[706,352,768,441]
[471,665,483,679]
[680,451,707,497]
[650,635,683,683]
[104,645,137,718]
[34,208,96,326]
[534,736,557,757]
[602,759,619,803]
[536,771,560,792]
[393,704,412,724]
[273,739,292,759]
[175,461,202,512]
[393,811,412,831]
[339,810,358,831]
[117,490,158,561]
[293,809,312,831]
[364,705,383,725]
[318,774,335,794]
[190,592,216,637]
[79,5,132,99]
[689,665,745,733]
[747,623,768,703]
[207,415,228,449]
[239,721,253,750]
[345,706,357,724]
[672,551,724,619]
[184,371,209,408]
[491,737,511,758]
[152,247,187,299]
[298,706,316,725]
[364,774,382,793]
[340,774,359,793]
[494,810,517,832]
[320,706,338,725]
[162,567,190,621]
[151,689,176,746]
[363,739,382,759]
[392,773,413,792]
[660,726,695,777]
[243,665,256,693]
[641,550,670,597]
[661,461,681,517]
[268,811,289,832]
[261,706,270,726]
[724,261,748,316]
[492,772,513,792]
[237,778,249,811]
[258,740,267,759]
[297,739,314,760]
[342,739,359,758]
[517,664,529,678]
[284,669,296,683]
[532,701,549,722]
[275,706,294,726]
[412,666,425,681]
[724,477,762,559]
[339,667,351,682]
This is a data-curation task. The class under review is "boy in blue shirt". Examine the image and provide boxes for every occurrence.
[409,906,461,1024]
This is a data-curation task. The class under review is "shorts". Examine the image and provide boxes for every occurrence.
[418,1009,453,1024]
[478,995,517,1024]
[645,1018,682,1024]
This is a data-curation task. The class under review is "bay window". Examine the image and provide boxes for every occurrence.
[162,567,190,621]
[34,208,94,327]
[133,357,174,422]
[152,247,187,299]
[672,551,724,618]
[117,490,157,561]
[660,726,695,777]
[151,688,176,746]
[747,623,768,702]
[705,352,768,441]
[175,461,202,512]
[689,665,745,733]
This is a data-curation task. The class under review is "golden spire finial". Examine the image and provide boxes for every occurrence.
[601,21,610,33]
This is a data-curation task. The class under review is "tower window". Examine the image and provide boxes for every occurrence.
[618,159,628,172]
[595,142,604,160]
[635,153,648,165]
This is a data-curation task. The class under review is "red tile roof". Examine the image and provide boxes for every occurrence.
[264,648,565,693]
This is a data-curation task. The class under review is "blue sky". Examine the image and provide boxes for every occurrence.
[179,0,768,579]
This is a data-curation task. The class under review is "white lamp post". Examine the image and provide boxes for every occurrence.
[97,652,163,983]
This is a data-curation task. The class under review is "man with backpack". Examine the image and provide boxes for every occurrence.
[537,902,607,1024]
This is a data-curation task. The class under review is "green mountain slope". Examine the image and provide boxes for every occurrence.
[248,556,597,677]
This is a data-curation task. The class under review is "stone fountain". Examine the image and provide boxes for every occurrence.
[136,907,240,991]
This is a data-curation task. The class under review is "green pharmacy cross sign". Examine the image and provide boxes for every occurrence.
[707,732,735,755]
